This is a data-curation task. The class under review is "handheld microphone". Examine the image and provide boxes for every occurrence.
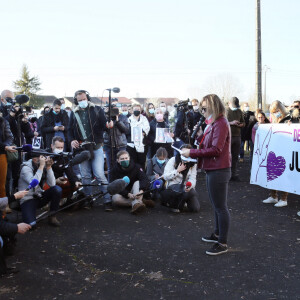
[25,179,39,191]
[70,151,91,166]
[185,181,192,189]
[152,179,161,190]
[107,177,130,195]
[191,116,205,139]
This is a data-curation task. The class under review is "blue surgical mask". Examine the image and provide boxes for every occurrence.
[149,108,155,114]
[61,104,65,110]
[52,110,58,115]
[6,102,12,106]
[157,158,166,164]
[122,111,128,116]
[79,100,88,109]
[231,107,238,111]
[274,112,282,118]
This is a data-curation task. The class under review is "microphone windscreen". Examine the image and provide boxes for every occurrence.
[22,144,32,152]
[15,94,30,105]
[112,87,120,93]
[153,180,161,189]
[107,179,127,195]
[70,151,91,166]
[29,179,39,189]
[122,176,130,185]
[186,181,192,188]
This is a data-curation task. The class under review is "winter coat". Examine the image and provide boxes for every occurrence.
[103,114,129,148]
[41,109,69,148]
[146,155,169,181]
[18,160,56,205]
[110,160,150,198]
[0,196,18,236]
[0,117,13,154]
[241,110,255,141]
[163,156,197,189]
[68,102,106,145]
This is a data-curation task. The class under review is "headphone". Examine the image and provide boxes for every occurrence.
[73,90,91,105]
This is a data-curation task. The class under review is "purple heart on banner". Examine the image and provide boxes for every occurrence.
[266,151,286,182]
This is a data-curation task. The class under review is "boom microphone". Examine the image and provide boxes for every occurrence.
[70,151,91,166]
[25,179,39,191]
[15,94,30,105]
[15,144,32,152]
[107,177,130,195]
[191,116,206,139]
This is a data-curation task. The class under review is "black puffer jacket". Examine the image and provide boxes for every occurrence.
[68,103,106,145]
[103,114,129,148]
[241,110,255,141]
[0,117,13,154]
[41,109,69,148]
[110,160,150,198]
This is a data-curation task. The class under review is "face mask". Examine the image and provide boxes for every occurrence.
[160,107,166,113]
[231,107,238,111]
[157,158,166,164]
[120,160,130,168]
[149,108,155,114]
[53,148,63,154]
[79,100,88,109]
[274,112,282,118]
[61,104,65,110]
[244,107,249,112]
[6,102,12,106]
[53,110,59,115]
[122,111,128,116]
[133,110,140,117]
[155,113,164,122]
[193,105,198,111]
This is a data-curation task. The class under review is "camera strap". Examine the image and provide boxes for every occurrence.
[74,112,87,141]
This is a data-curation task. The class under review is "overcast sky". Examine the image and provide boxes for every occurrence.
[1,0,299,104]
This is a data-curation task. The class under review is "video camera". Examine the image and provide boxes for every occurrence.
[105,104,119,121]
[174,99,192,112]
[7,95,32,120]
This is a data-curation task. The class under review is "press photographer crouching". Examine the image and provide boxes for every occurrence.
[161,144,199,213]
[18,153,62,228]
[181,94,231,256]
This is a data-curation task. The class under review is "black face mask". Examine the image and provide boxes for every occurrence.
[133,110,141,117]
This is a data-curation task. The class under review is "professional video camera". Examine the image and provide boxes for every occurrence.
[7,94,32,119]
[105,104,119,121]
[174,99,191,112]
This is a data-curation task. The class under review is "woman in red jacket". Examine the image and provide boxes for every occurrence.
[181,94,231,256]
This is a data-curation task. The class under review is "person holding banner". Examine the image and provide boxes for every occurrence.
[262,100,289,208]
[181,94,231,256]
[148,108,174,158]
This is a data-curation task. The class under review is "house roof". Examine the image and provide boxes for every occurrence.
[38,95,57,106]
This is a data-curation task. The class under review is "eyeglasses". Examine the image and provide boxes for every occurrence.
[201,107,207,112]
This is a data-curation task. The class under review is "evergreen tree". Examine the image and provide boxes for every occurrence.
[13,64,43,108]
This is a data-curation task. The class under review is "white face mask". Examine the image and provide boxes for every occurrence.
[160,107,166,113]
[193,105,198,111]
[79,100,88,109]
[61,104,65,110]
[53,148,63,154]
[231,107,238,111]
[244,107,249,112]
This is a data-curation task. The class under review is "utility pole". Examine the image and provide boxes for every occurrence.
[263,65,270,110]
[256,0,262,109]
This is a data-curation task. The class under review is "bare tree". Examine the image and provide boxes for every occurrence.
[201,73,244,103]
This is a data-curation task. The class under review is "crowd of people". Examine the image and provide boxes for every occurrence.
[0,88,299,273]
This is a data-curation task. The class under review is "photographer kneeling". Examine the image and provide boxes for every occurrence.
[18,154,62,227]
[161,144,199,213]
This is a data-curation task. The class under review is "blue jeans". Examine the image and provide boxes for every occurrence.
[20,186,62,226]
[79,146,110,202]
[103,145,126,182]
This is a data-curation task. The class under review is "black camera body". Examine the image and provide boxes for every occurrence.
[174,99,190,112]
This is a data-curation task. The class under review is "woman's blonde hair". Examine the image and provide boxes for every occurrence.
[269,100,287,122]
[200,94,225,122]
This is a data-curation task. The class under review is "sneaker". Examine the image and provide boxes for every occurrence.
[230,176,241,182]
[202,233,219,243]
[262,197,278,204]
[104,202,113,212]
[170,208,180,213]
[131,202,146,214]
[274,200,287,207]
[206,243,228,256]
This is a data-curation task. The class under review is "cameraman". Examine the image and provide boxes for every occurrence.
[18,154,62,227]
[282,100,300,124]
[104,105,129,182]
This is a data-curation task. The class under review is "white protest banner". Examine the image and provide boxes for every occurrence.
[250,123,300,195]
